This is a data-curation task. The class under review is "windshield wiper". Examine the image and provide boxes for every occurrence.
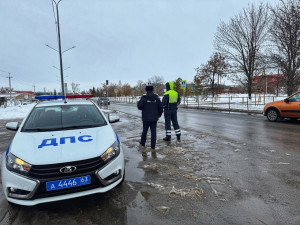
[24,124,102,132]
[24,128,63,132]
[62,124,101,130]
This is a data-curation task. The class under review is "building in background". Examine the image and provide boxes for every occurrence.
[64,83,68,94]
[253,73,285,95]
[15,91,35,100]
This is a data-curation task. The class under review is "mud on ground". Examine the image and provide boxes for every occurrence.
[110,112,259,224]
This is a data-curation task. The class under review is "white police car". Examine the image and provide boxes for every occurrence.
[1,95,125,206]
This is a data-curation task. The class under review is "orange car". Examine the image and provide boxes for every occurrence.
[264,91,300,121]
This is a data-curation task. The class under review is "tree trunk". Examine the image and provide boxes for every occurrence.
[212,80,215,98]
[248,84,252,100]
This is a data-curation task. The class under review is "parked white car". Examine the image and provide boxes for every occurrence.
[2,97,124,206]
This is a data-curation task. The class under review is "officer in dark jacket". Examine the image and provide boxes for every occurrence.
[137,84,163,149]
[162,81,181,141]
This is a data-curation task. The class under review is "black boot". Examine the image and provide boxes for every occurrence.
[176,134,181,142]
[163,136,171,141]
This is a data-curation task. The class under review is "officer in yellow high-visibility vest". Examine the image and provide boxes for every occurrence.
[162,81,181,141]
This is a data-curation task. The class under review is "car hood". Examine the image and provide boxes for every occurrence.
[272,99,284,104]
[9,126,116,165]
[265,99,284,107]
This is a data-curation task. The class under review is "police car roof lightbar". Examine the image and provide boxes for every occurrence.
[35,95,65,100]
[35,95,94,100]
[66,94,93,98]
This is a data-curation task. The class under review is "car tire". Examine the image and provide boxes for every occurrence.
[267,108,279,122]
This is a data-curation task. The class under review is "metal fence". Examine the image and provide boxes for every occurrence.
[109,95,288,113]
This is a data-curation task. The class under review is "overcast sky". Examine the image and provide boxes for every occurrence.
[0,0,277,93]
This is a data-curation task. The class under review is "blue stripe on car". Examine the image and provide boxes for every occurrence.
[115,132,120,143]
[5,144,10,157]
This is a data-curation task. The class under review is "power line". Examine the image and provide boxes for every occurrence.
[12,75,33,85]
[11,80,33,90]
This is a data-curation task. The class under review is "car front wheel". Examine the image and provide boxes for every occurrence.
[267,108,279,122]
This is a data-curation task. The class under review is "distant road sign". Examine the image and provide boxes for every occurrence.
[181,80,187,89]
[114,89,118,93]
[147,82,152,86]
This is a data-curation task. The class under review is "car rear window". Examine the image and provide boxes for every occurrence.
[22,105,107,132]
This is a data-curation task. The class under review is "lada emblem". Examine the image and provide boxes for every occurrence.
[60,166,77,174]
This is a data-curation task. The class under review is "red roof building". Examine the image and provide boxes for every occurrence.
[253,73,285,94]
[252,74,285,85]
[15,91,35,95]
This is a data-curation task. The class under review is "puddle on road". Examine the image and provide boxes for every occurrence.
[124,146,145,182]
[140,191,151,201]
[126,191,155,225]
[124,145,166,183]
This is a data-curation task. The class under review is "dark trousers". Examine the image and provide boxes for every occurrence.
[140,121,157,149]
[164,109,180,137]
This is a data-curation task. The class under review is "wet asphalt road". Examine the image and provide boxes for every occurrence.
[112,103,300,152]
[0,103,300,225]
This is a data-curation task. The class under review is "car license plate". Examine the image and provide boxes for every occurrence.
[46,175,91,191]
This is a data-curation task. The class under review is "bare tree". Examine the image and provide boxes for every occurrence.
[148,75,165,95]
[194,52,228,97]
[108,83,119,97]
[121,83,133,96]
[134,80,145,96]
[269,0,300,95]
[215,3,270,99]
[71,82,80,94]
[89,87,96,96]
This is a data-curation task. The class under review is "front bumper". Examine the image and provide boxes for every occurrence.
[1,149,124,206]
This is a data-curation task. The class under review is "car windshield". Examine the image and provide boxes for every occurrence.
[288,93,300,102]
[22,105,107,132]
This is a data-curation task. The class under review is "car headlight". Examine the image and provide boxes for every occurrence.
[101,141,120,163]
[6,152,32,175]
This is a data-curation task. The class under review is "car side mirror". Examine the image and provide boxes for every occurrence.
[108,114,120,123]
[6,122,19,131]
[284,98,289,103]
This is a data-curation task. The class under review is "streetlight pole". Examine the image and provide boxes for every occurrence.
[47,1,75,97]
[53,0,65,97]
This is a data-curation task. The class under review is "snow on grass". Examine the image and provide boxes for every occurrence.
[0,103,116,120]
[113,94,288,112]
[0,94,288,120]
[0,103,35,120]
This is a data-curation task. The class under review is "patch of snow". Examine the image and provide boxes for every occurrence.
[0,103,35,120]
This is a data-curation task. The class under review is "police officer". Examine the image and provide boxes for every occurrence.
[162,81,181,141]
[137,84,163,149]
